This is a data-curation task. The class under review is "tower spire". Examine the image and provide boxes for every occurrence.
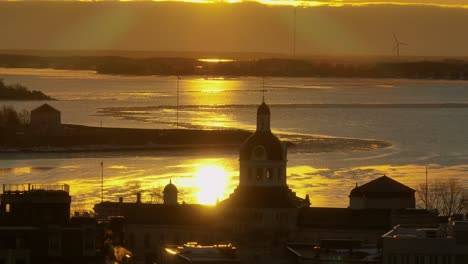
[262,76,266,103]
[256,98,270,132]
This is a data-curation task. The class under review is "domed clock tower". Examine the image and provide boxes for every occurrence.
[238,100,288,187]
[220,100,309,211]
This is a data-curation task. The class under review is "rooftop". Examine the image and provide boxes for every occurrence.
[382,225,443,239]
[287,242,380,262]
[165,242,239,263]
[2,183,69,193]
[350,175,415,197]
[31,103,60,113]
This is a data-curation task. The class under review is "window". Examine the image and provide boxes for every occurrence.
[415,255,425,264]
[16,237,25,249]
[400,254,410,264]
[48,234,61,256]
[442,255,451,264]
[429,256,438,264]
[256,168,262,180]
[83,234,95,256]
[387,254,397,264]
[5,204,10,213]
[266,169,273,180]
[84,237,94,251]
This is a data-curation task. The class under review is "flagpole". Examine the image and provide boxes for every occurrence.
[101,160,104,203]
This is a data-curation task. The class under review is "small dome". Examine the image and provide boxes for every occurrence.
[239,131,284,161]
[257,102,270,115]
[163,180,178,194]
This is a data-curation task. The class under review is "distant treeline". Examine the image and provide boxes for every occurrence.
[1,54,468,80]
[0,79,52,100]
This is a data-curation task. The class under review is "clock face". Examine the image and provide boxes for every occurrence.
[254,146,265,158]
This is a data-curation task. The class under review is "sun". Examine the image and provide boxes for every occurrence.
[194,165,229,205]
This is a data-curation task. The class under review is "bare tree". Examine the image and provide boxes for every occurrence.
[148,186,163,204]
[417,177,466,216]
[18,109,30,125]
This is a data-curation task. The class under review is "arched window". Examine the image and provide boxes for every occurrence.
[256,168,262,180]
[267,168,273,180]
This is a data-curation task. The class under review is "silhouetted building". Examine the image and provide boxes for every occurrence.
[94,100,434,264]
[0,184,102,264]
[164,180,178,205]
[218,100,309,237]
[0,184,71,225]
[349,175,416,210]
[30,103,62,135]
[95,194,218,264]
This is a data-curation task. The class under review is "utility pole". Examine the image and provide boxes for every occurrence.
[293,6,297,57]
[425,165,428,210]
[177,76,181,128]
[101,160,104,203]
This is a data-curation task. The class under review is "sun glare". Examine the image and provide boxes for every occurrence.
[194,165,229,205]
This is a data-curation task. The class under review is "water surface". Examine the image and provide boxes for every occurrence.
[1,68,468,210]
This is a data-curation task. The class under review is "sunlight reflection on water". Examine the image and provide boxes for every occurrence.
[1,155,467,211]
[2,69,468,211]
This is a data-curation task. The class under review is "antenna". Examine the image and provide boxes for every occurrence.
[293,7,297,57]
[393,32,408,57]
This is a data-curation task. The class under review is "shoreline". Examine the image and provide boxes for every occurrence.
[0,124,391,154]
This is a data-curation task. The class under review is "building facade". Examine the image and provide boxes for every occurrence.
[30,103,62,136]
[0,184,102,264]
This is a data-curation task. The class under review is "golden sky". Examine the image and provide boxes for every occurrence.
[0,1,467,56]
[3,1,468,8]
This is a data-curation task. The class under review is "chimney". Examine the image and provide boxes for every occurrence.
[119,197,123,204]
[136,192,141,204]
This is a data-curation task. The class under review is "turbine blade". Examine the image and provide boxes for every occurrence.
[400,42,409,45]
[393,32,398,42]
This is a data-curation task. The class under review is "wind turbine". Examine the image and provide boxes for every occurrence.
[393,33,408,57]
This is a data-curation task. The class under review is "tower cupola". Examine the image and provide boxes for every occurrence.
[238,100,287,187]
[163,180,178,205]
